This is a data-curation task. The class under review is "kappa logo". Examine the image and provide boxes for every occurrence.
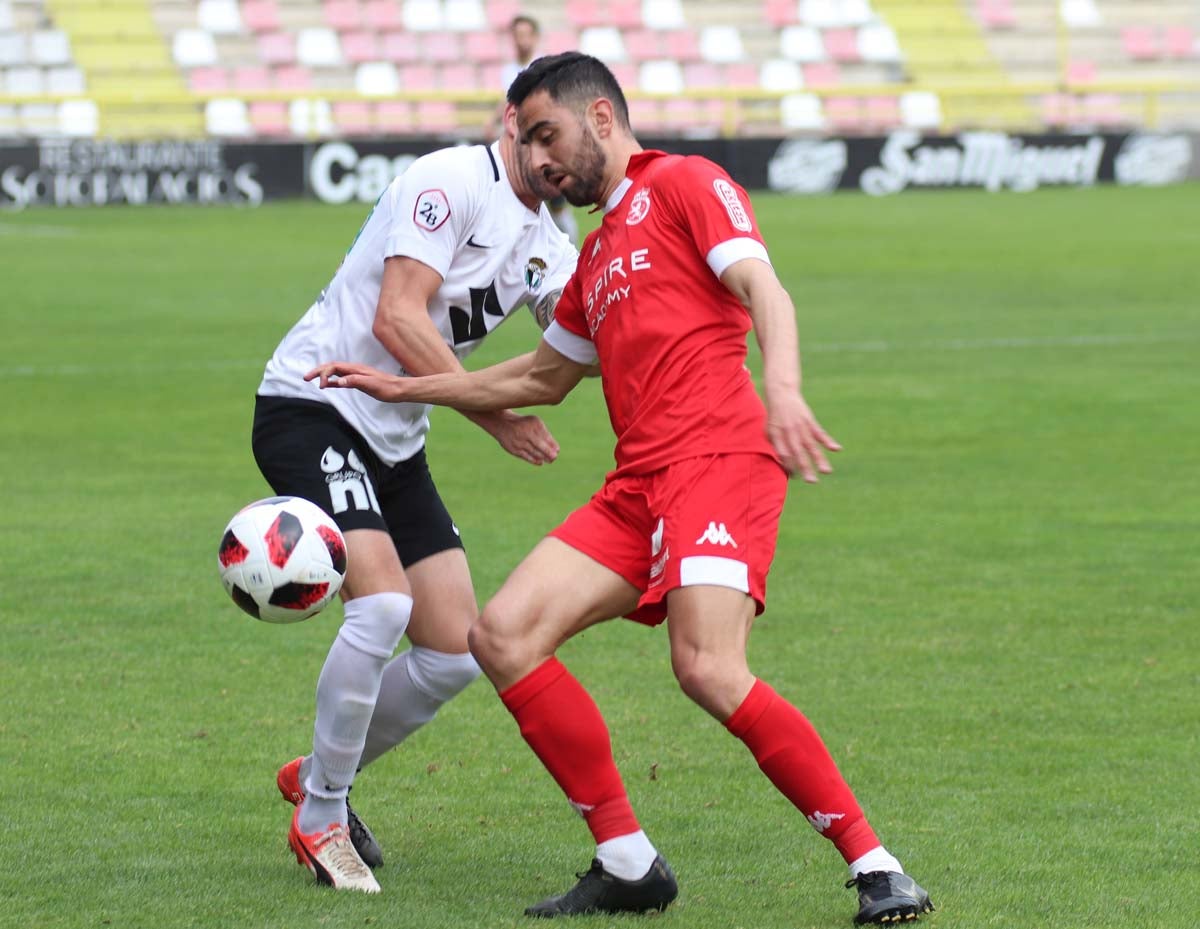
[413,188,450,231]
[589,237,602,263]
[626,187,651,225]
[712,178,752,232]
[568,798,596,817]
[806,810,846,833]
[320,446,381,516]
[695,521,738,548]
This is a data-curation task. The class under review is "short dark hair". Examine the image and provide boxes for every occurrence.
[506,52,630,130]
[510,14,539,33]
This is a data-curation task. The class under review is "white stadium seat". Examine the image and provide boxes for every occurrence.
[46,66,86,95]
[780,92,825,130]
[780,25,826,62]
[289,98,334,136]
[30,30,71,66]
[355,61,399,95]
[173,29,218,68]
[403,0,444,31]
[699,25,744,63]
[857,23,901,63]
[1059,0,1101,29]
[0,31,27,66]
[58,99,98,136]
[205,98,251,136]
[297,28,342,66]
[5,65,44,95]
[0,2,13,30]
[198,0,243,34]
[579,27,626,62]
[638,59,684,94]
[443,0,485,31]
[760,58,805,92]
[642,0,685,30]
[19,102,56,134]
[899,90,941,128]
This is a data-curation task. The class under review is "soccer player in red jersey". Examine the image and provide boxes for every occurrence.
[307,52,933,925]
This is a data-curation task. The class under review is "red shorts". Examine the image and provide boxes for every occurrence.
[549,454,788,625]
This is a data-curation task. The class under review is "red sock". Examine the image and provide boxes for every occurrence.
[500,658,640,844]
[725,679,879,863]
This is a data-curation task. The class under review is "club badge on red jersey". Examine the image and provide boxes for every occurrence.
[413,189,450,231]
[627,188,651,226]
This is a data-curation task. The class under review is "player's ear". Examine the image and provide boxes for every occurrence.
[589,98,615,139]
[503,102,519,140]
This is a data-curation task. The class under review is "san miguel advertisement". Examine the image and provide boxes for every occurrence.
[1,131,1194,209]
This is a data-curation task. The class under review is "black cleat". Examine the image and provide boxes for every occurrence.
[846,871,934,924]
[525,856,679,918]
[345,798,384,870]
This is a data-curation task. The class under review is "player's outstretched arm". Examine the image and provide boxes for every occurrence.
[720,257,842,482]
[307,337,589,412]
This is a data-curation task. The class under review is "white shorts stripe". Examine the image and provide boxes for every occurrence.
[679,555,750,593]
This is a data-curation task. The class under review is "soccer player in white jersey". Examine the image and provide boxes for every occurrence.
[306,53,934,924]
[251,104,576,894]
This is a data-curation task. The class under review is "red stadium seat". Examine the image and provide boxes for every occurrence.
[763,0,799,27]
[381,31,421,62]
[333,100,373,135]
[823,28,861,63]
[541,29,580,54]
[249,101,289,135]
[624,29,662,61]
[464,30,506,63]
[1121,26,1160,61]
[609,0,642,29]
[486,0,522,30]
[376,100,413,131]
[439,63,477,90]
[423,32,461,63]
[274,65,313,91]
[400,64,438,89]
[1081,93,1124,126]
[341,31,380,63]
[976,0,1016,30]
[723,62,759,87]
[323,0,363,30]
[1065,58,1096,84]
[189,67,229,93]
[241,0,281,32]
[363,0,403,29]
[1163,25,1196,59]
[825,95,865,131]
[663,29,700,61]
[802,60,840,86]
[864,94,900,129]
[415,100,458,132]
[257,31,296,66]
[565,0,604,29]
[232,66,272,91]
[682,61,721,86]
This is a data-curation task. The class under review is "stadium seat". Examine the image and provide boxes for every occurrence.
[275,65,313,91]
[290,98,334,135]
[642,0,685,30]
[1059,0,1101,29]
[723,62,759,86]
[258,32,296,65]
[198,0,242,34]
[1065,59,1097,84]
[363,0,403,29]
[823,28,861,63]
[864,94,900,128]
[566,0,604,29]
[0,2,12,31]
[323,0,363,30]
[682,61,721,86]
[1081,93,1124,126]
[1163,25,1196,59]
[699,25,745,63]
[232,66,272,91]
[780,25,826,62]
[759,58,804,91]
[857,23,901,63]
[439,63,477,89]
[662,29,699,61]
[609,0,643,29]
[780,92,825,130]
[173,30,218,68]
[580,27,626,62]
[242,0,282,32]
[802,60,840,85]
[58,99,97,136]
[5,65,43,96]
[46,66,86,95]
[899,90,941,128]
[297,28,343,66]
[189,66,228,92]
[0,31,24,67]
[0,104,15,136]
[638,59,684,93]
[444,0,486,31]
[464,30,505,63]
[415,99,457,132]
[625,29,662,60]
[206,98,251,136]
[376,99,412,131]
[403,0,445,31]
[400,64,437,89]
[333,100,373,134]
[764,0,799,28]
[1121,26,1160,61]
[825,95,865,131]
[381,31,421,62]
[19,102,56,135]
[486,0,521,29]
[422,32,461,63]
[977,0,1016,30]
[29,30,71,67]
[627,97,664,131]
[341,32,380,63]
[800,0,869,28]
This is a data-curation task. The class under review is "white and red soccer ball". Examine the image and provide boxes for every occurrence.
[217,496,347,624]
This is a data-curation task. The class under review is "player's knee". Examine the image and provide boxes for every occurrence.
[671,651,751,720]
[469,598,536,680]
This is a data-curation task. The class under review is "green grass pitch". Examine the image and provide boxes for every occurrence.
[2,183,1197,929]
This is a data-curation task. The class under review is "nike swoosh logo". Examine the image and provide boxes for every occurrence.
[466,234,489,248]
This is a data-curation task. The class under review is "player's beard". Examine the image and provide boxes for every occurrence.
[518,143,561,202]
[556,123,608,208]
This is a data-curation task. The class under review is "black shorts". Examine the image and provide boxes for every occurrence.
[251,395,463,568]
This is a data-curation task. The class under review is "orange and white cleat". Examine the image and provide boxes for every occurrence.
[276,756,384,869]
[287,806,381,894]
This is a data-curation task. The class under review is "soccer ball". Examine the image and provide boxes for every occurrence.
[217,496,348,624]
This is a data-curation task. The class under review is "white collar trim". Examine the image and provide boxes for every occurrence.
[603,177,634,214]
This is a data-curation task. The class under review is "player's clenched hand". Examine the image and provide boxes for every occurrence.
[489,412,560,466]
[304,362,407,401]
[766,391,841,483]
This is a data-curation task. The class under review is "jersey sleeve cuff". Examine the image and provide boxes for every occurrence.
[544,321,598,365]
[706,238,771,278]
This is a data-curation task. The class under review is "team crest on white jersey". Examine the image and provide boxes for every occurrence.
[626,187,651,225]
[712,179,751,232]
[413,189,450,231]
[524,256,547,291]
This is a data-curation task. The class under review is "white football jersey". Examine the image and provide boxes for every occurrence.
[259,142,577,465]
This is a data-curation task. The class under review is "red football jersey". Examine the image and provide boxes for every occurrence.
[547,150,780,477]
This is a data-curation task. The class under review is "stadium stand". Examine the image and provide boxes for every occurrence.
[0,0,1196,139]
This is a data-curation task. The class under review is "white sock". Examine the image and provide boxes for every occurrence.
[359,647,481,768]
[848,846,903,878]
[298,592,412,835]
[596,830,658,881]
